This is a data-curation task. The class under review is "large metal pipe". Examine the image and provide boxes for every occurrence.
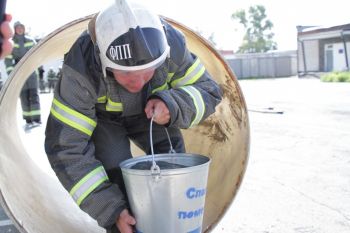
[0,15,249,232]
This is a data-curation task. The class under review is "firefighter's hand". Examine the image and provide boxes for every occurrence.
[0,14,14,59]
[145,98,170,125]
[116,209,136,233]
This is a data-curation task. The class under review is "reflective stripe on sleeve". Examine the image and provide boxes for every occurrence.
[106,99,123,112]
[50,98,96,136]
[167,72,175,81]
[24,41,34,47]
[70,166,109,206]
[171,58,205,88]
[151,72,175,94]
[152,82,168,94]
[179,86,205,127]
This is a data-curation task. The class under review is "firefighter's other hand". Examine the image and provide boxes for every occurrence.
[116,209,136,233]
[145,98,170,125]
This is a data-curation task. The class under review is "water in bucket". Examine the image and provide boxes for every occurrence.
[119,117,210,233]
[130,160,188,170]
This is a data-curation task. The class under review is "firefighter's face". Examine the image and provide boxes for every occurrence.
[14,25,25,35]
[111,68,155,93]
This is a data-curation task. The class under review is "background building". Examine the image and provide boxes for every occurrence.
[297,23,350,75]
[224,50,297,79]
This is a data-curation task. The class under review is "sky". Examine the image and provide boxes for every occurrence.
[6,0,350,52]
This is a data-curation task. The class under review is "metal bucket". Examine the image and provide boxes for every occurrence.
[120,153,210,233]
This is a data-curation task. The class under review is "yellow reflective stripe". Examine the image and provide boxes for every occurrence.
[22,110,41,116]
[24,42,34,47]
[70,166,109,206]
[50,98,96,136]
[152,82,168,94]
[106,99,123,112]
[6,67,14,72]
[13,43,19,48]
[151,73,174,94]
[179,86,205,127]
[171,58,205,88]
[97,96,107,103]
[167,72,174,81]
[5,54,13,59]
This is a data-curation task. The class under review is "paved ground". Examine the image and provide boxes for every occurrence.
[0,207,18,233]
[212,76,350,233]
[1,76,350,232]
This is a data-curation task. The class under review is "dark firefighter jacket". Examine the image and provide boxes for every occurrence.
[4,34,36,76]
[45,18,222,228]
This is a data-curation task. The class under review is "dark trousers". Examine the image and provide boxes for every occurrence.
[20,74,40,123]
[91,113,185,233]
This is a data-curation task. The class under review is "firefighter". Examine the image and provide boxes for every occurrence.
[44,0,222,232]
[38,65,46,93]
[56,65,62,80]
[46,67,58,93]
[5,21,41,127]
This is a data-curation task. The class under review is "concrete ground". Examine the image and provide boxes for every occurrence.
[212,76,350,233]
[1,76,350,233]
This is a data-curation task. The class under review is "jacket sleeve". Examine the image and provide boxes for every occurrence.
[150,24,223,128]
[44,37,127,228]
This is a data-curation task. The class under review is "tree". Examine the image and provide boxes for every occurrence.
[232,5,277,53]
[195,29,217,48]
[207,33,217,47]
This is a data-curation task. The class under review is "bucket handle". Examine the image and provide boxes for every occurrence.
[149,116,176,176]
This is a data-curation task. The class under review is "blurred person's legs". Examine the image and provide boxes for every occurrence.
[48,80,54,93]
[20,73,41,126]
[39,78,46,93]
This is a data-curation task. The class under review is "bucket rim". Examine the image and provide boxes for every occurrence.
[119,153,210,176]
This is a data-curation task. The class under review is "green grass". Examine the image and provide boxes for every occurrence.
[321,72,350,82]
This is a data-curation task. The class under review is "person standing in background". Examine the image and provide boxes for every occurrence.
[46,67,58,93]
[56,65,62,80]
[4,21,41,129]
[38,65,46,93]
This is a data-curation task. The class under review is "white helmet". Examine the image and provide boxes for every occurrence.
[95,0,170,76]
